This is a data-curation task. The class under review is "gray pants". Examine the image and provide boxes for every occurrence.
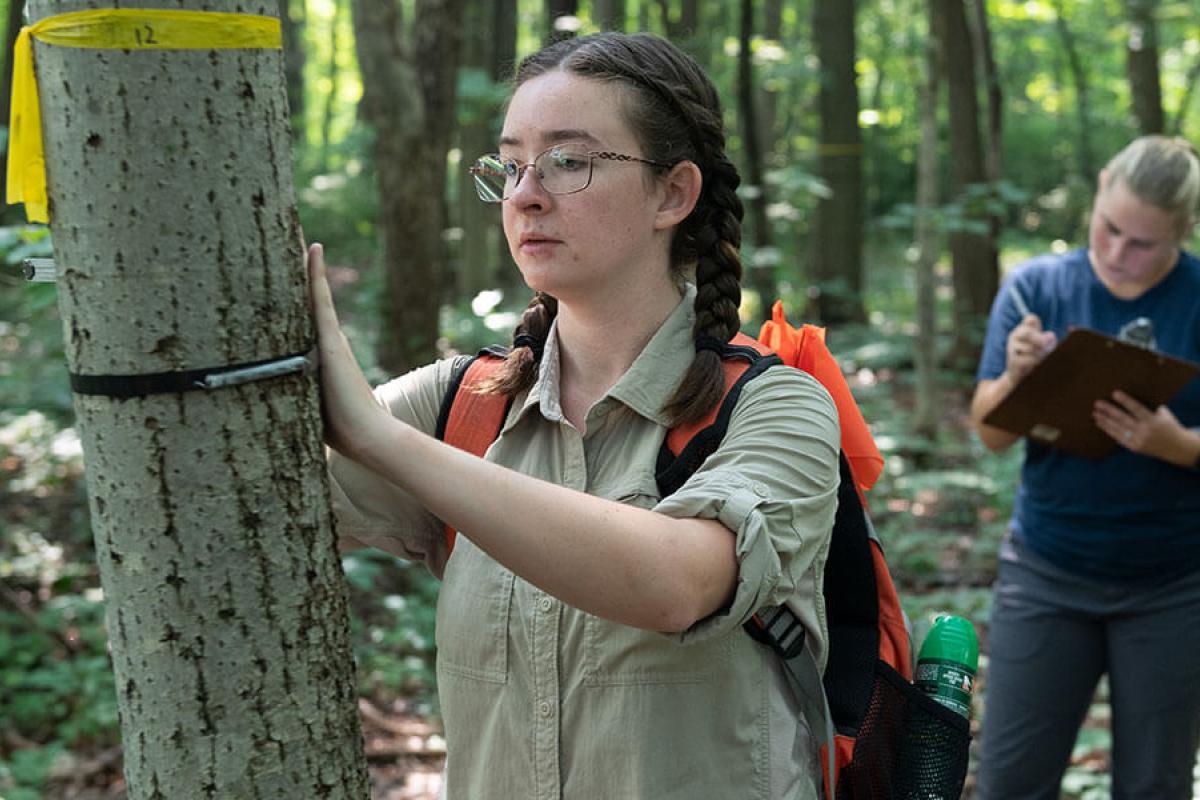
[975,536,1200,800]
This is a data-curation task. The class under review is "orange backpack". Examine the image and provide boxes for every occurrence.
[434,302,969,799]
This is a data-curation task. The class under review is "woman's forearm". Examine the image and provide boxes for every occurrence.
[349,415,738,632]
[970,375,1022,452]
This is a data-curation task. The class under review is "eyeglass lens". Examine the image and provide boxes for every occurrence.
[471,146,593,203]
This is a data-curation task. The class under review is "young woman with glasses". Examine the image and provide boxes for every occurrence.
[310,32,839,799]
[971,136,1200,799]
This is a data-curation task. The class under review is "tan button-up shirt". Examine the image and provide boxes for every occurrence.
[330,286,840,799]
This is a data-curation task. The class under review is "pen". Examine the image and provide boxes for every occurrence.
[1008,282,1032,319]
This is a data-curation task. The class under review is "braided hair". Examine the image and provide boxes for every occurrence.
[483,32,745,426]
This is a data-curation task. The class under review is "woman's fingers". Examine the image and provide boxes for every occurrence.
[308,243,340,335]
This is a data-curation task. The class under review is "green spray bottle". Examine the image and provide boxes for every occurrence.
[914,614,979,719]
[897,614,978,799]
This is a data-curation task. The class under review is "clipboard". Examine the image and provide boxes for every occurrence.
[982,327,1200,458]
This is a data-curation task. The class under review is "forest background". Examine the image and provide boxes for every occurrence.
[1,0,1198,798]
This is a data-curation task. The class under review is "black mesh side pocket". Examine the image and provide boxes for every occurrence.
[835,660,971,800]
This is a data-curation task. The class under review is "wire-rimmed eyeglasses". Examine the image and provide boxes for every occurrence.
[469,143,673,203]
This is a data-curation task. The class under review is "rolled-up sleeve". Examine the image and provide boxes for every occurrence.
[653,365,840,664]
[327,355,470,577]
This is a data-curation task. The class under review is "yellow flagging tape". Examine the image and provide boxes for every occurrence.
[7,8,282,223]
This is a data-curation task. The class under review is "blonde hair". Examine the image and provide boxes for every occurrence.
[1104,135,1200,237]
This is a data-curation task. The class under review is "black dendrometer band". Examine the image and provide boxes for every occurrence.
[68,348,317,399]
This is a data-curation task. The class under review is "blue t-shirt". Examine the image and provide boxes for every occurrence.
[977,247,1200,582]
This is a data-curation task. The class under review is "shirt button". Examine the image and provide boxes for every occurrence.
[539,701,552,717]
[753,482,769,497]
[539,596,553,612]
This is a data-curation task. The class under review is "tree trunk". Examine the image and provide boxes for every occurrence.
[680,0,698,37]
[491,0,521,294]
[31,0,369,796]
[1171,50,1200,136]
[1126,0,1164,135]
[760,0,783,156]
[969,0,1001,182]
[810,0,865,324]
[280,0,306,142]
[592,0,625,31]
[936,0,996,368]
[493,0,516,79]
[352,0,466,375]
[737,0,775,317]
[1,0,25,216]
[547,0,578,42]
[914,0,943,438]
[318,0,342,173]
[457,0,502,298]
[656,0,698,39]
[1051,2,1095,179]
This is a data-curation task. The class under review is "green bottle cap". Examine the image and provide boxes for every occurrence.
[918,614,979,673]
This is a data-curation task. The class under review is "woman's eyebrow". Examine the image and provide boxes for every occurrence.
[498,130,601,149]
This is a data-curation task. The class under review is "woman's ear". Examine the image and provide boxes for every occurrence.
[654,161,703,231]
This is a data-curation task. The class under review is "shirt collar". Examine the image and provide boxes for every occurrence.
[506,284,698,430]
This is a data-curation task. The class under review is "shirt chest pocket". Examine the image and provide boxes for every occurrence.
[582,473,732,685]
[435,537,514,683]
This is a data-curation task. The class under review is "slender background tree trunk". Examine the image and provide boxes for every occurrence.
[31,0,369,796]
[280,0,306,142]
[547,0,577,42]
[936,0,997,367]
[811,0,865,324]
[352,0,465,374]
[592,0,625,31]
[738,0,776,317]
[1052,2,1095,180]
[1,0,25,216]
[1125,0,1164,135]
[915,0,943,438]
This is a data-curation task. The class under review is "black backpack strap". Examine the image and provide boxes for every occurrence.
[654,348,781,498]
[821,452,880,735]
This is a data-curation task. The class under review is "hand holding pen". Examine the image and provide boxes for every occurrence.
[1004,284,1057,383]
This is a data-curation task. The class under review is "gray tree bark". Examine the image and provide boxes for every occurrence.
[31,0,369,796]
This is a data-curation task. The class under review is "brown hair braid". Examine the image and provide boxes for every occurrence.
[484,33,745,426]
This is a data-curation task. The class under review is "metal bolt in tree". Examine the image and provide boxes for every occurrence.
[21,0,369,796]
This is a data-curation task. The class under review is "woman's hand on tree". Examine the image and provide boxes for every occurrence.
[307,243,392,460]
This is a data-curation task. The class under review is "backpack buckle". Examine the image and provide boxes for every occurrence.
[746,605,806,660]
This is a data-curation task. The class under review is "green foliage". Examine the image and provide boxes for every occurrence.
[0,743,66,799]
[343,551,440,711]
[0,226,72,420]
[1,410,115,799]
[295,127,381,266]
